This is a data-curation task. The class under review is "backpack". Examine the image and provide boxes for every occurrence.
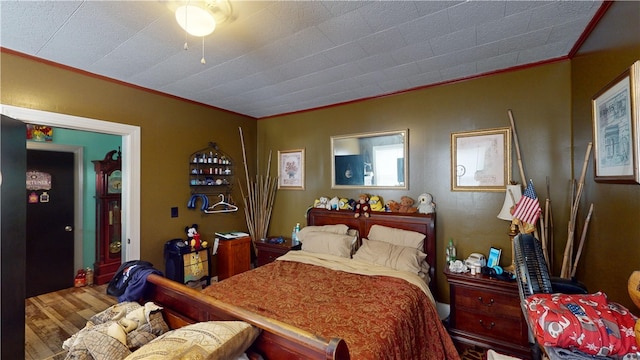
[106,260,154,297]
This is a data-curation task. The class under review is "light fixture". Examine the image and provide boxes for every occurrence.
[175,4,216,37]
[497,183,522,271]
[174,0,232,64]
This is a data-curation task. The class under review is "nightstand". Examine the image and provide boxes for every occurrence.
[217,236,251,280]
[255,237,301,267]
[444,268,531,359]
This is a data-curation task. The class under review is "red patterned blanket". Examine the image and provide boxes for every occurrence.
[203,256,459,360]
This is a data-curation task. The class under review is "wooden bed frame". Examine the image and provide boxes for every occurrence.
[144,208,436,360]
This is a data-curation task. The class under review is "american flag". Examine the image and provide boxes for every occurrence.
[512,179,541,225]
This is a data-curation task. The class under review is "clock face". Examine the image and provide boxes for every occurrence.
[108,170,122,193]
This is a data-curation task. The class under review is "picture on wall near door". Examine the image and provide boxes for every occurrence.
[26,124,53,141]
[591,60,640,184]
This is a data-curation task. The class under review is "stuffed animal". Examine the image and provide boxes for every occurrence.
[354,194,370,218]
[385,199,400,212]
[328,196,340,210]
[313,196,331,210]
[417,193,436,214]
[398,196,417,213]
[369,195,384,212]
[338,198,353,210]
[185,224,198,242]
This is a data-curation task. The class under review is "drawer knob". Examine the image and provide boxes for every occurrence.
[477,296,495,306]
[479,319,495,329]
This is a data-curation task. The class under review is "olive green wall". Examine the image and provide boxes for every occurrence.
[1,52,257,271]
[259,1,640,307]
[570,1,640,311]
[258,61,574,301]
[2,0,637,309]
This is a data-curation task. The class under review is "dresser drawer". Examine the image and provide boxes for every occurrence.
[453,287,521,315]
[455,308,528,345]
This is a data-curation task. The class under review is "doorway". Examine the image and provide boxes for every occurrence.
[1,104,141,261]
[26,149,75,297]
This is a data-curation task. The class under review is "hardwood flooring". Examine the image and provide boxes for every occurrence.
[25,284,117,360]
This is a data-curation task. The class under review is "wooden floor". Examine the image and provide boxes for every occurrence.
[25,284,117,360]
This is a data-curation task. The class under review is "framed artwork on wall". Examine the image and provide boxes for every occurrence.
[278,149,305,190]
[591,60,640,184]
[451,127,511,192]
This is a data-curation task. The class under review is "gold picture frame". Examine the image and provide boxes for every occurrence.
[278,149,305,190]
[591,60,640,184]
[451,127,511,192]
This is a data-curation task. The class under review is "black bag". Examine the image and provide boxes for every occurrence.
[106,260,154,297]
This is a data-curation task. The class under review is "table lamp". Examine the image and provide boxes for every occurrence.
[497,184,522,271]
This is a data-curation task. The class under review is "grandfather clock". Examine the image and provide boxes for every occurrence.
[93,149,122,285]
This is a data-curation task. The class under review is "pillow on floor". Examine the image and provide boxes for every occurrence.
[124,321,260,360]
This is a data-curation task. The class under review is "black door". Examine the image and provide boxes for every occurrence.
[1,115,27,358]
[26,149,75,297]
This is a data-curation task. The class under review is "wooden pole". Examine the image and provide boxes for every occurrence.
[508,109,526,185]
[561,142,592,278]
[571,203,594,278]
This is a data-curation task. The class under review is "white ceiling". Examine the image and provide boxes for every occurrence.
[0,1,603,119]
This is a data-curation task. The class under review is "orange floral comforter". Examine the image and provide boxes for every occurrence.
[202,253,459,360]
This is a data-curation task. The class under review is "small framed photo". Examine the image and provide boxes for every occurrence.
[591,60,640,184]
[451,127,511,192]
[278,149,305,190]
[487,247,502,268]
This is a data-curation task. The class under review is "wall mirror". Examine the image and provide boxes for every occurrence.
[331,129,408,189]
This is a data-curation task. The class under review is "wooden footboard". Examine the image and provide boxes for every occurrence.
[144,274,350,360]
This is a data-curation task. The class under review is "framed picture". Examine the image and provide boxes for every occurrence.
[487,247,502,268]
[278,149,305,190]
[451,127,511,192]
[592,60,640,184]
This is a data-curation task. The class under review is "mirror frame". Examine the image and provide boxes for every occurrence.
[331,129,408,190]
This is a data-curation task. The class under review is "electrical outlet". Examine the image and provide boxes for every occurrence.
[171,207,178,218]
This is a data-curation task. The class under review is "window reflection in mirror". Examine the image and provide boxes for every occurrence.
[331,130,408,189]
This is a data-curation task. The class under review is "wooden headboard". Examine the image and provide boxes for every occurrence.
[306,208,437,295]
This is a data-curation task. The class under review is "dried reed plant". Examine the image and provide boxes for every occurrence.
[238,127,278,257]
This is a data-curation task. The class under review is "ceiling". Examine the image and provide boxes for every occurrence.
[1,1,604,119]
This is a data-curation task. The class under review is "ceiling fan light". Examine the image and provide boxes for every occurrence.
[175,5,216,37]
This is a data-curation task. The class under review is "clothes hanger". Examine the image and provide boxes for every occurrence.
[204,194,238,213]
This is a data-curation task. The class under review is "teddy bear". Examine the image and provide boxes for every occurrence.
[385,199,400,212]
[369,195,384,212]
[417,193,436,214]
[398,196,417,213]
[354,194,370,218]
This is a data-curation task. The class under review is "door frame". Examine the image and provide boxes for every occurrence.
[0,104,141,261]
[27,142,84,272]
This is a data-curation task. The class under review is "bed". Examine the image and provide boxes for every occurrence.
[143,208,458,360]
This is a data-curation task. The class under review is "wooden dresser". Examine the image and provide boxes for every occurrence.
[216,236,251,280]
[255,237,301,267]
[444,268,531,359]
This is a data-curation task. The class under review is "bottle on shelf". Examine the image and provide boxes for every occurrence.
[446,238,457,265]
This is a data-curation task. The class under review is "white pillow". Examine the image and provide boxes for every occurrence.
[353,238,427,275]
[301,232,356,258]
[124,321,260,360]
[297,224,349,242]
[367,224,425,250]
